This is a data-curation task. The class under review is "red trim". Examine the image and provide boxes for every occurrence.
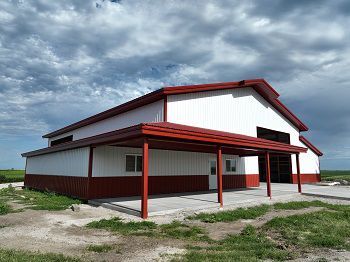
[265,152,271,198]
[23,122,307,157]
[299,136,323,156]
[142,123,307,153]
[216,146,223,206]
[141,138,149,219]
[223,174,260,189]
[292,173,321,184]
[24,174,88,199]
[163,97,167,122]
[42,79,308,139]
[296,154,302,193]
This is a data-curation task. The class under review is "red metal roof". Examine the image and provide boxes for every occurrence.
[24,122,307,157]
[42,79,308,138]
[299,136,323,156]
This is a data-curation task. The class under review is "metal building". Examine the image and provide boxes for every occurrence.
[22,79,323,218]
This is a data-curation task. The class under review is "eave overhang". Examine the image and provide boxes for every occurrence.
[24,122,307,158]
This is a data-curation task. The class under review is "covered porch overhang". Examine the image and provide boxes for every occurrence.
[22,122,307,218]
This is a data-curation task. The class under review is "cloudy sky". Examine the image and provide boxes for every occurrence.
[0,0,349,169]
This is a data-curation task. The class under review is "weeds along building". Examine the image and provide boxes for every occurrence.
[22,79,322,218]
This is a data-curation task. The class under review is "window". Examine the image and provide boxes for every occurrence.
[50,135,73,146]
[125,155,142,172]
[257,127,290,144]
[226,159,236,172]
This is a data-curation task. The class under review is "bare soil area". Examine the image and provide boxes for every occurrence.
[0,203,186,261]
[0,196,350,261]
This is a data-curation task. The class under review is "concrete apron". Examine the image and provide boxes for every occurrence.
[88,185,301,217]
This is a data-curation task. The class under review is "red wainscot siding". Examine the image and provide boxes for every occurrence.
[223,174,260,189]
[25,173,261,200]
[89,175,209,199]
[291,173,321,184]
[24,174,88,199]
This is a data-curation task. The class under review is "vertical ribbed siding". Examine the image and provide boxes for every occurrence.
[26,147,90,177]
[167,87,307,179]
[92,146,249,177]
[25,174,88,199]
[48,99,164,143]
[168,87,301,138]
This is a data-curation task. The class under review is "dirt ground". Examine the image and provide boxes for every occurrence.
[0,195,350,261]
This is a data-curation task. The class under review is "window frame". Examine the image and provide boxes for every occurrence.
[125,154,143,173]
[225,158,237,173]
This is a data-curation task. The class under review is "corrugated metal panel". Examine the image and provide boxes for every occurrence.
[223,174,260,189]
[25,174,88,199]
[292,148,320,174]
[90,175,209,198]
[92,146,250,177]
[168,87,300,138]
[48,99,164,143]
[26,147,89,177]
[291,173,320,184]
[167,87,312,176]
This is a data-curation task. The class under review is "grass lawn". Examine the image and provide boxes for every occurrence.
[182,225,291,261]
[0,186,81,212]
[0,248,80,262]
[321,170,350,182]
[0,170,24,184]
[264,202,350,250]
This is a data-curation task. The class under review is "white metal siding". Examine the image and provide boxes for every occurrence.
[167,87,311,175]
[26,147,90,177]
[296,145,320,174]
[48,99,164,143]
[92,146,249,177]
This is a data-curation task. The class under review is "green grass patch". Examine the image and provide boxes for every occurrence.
[86,217,157,235]
[0,248,80,262]
[86,244,114,253]
[273,200,327,210]
[264,203,350,250]
[87,217,209,241]
[188,204,270,223]
[182,225,292,261]
[0,187,81,211]
[160,221,209,241]
[0,201,12,215]
[321,170,350,182]
[0,170,25,183]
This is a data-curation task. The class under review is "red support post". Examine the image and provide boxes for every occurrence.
[296,153,302,193]
[87,147,94,200]
[217,145,223,207]
[141,138,149,219]
[265,151,271,198]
